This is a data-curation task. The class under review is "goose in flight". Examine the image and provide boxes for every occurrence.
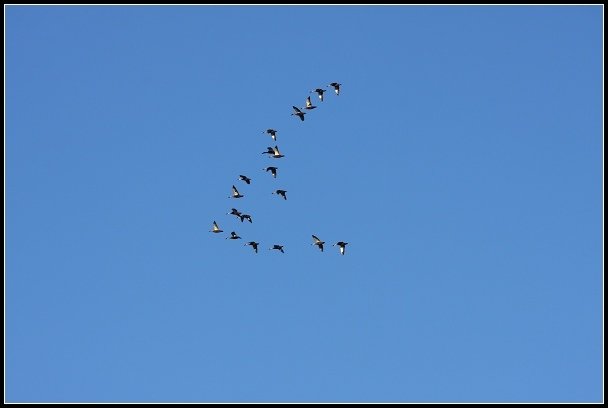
[270,244,284,253]
[311,88,326,101]
[226,231,242,240]
[238,175,251,184]
[227,208,242,219]
[329,82,341,95]
[263,129,278,141]
[210,221,223,233]
[239,214,252,223]
[263,166,278,178]
[230,185,244,199]
[304,95,317,110]
[333,241,348,255]
[291,106,306,121]
[262,146,284,158]
[273,189,287,200]
[312,235,325,252]
[269,145,284,159]
[245,241,259,253]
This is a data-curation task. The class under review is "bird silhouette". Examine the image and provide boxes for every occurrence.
[312,235,325,252]
[273,189,287,200]
[262,146,285,159]
[245,241,259,253]
[269,145,284,159]
[226,231,242,240]
[227,208,242,219]
[230,185,244,199]
[329,82,341,95]
[239,214,252,223]
[291,106,306,121]
[263,129,278,141]
[210,221,223,233]
[311,88,326,101]
[333,241,348,255]
[304,95,317,110]
[270,244,284,253]
[263,166,278,178]
[238,175,251,184]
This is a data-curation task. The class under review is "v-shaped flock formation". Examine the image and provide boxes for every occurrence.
[210,82,348,255]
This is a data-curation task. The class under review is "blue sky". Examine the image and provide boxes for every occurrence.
[5,5,603,403]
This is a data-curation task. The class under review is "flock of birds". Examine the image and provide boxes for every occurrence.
[210,82,348,256]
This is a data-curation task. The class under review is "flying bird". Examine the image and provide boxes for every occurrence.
[226,231,242,240]
[273,189,287,200]
[210,221,223,233]
[291,106,306,121]
[238,175,251,184]
[230,185,244,199]
[329,82,341,95]
[227,208,242,219]
[245,241,259,253]
[263,166,278,178]
[239,214,252,223]
[263,129,278,141]
[333,241,348,255]
[312,235,325,252]
[269,145,284,159]
[311,88,326,101]
[304,95,317,110]
[270,244,285,253]
[262,146,284,158]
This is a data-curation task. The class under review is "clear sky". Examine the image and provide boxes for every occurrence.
[5,5,603,403]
